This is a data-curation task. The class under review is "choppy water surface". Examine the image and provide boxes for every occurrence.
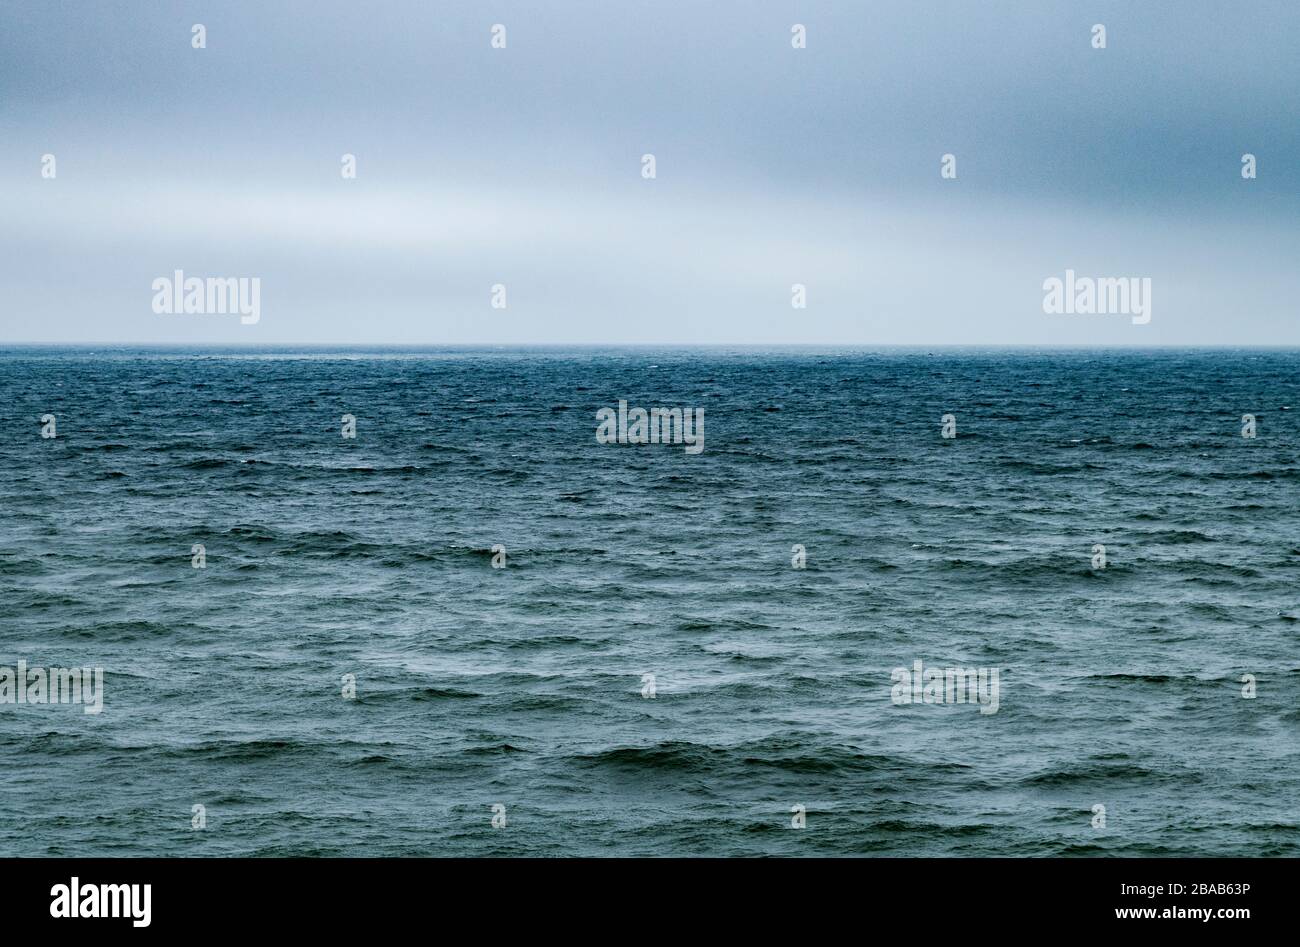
[1,347,1297,856]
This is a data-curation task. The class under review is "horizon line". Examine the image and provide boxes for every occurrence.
[4,342,1300,352]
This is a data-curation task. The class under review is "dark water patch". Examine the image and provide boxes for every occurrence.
[1019,760,1186,788]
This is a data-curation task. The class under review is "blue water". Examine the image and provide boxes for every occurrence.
[1,347,1297,856]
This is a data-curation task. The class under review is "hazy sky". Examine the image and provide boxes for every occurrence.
[2,1,1297,344]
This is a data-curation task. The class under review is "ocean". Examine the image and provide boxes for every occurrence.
[1,346,1296,856]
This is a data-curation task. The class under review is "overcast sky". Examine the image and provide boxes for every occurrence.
[1,0,1297,345]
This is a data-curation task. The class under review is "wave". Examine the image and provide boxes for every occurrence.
[569,736,972,778]
[1018,759,1186,787]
